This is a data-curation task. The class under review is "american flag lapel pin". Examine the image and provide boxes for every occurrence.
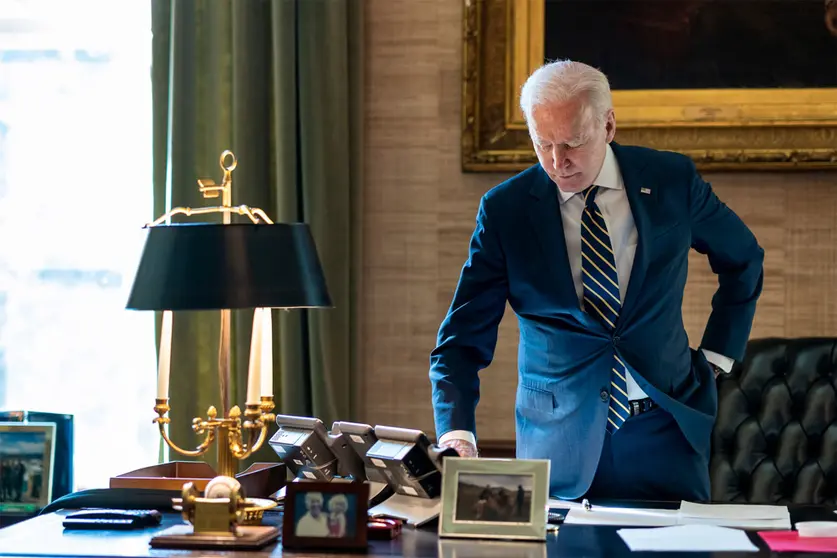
[640,187,651,195]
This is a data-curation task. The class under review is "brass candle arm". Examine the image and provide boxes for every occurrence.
[153,399,216,457]
[154,396,276,464]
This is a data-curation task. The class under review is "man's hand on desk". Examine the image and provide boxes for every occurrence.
[440,438,478,458]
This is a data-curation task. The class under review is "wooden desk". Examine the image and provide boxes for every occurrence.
[1,506,835,557]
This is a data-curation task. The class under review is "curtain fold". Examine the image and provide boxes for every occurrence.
[150,0,362,470]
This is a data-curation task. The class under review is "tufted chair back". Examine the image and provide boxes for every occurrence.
[710,338,837,504]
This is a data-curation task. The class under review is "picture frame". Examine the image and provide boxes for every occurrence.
[0,422,56,514]
[462,0,837,172]
[282,481,369,551]
[439,457,550,541]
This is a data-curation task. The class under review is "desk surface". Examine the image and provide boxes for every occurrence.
[1,506,836,558]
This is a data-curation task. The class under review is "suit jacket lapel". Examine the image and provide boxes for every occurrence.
[528,167,603,329]
[612,142,651,327]
[527,167,580,312]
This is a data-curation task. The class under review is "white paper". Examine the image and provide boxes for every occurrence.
[617,524,759,552]
[368,493,441,527]
[549,499,790,530]
[547,497,588,510]
[679,500,788,519]
[564,506,680,527]
[678,500,791,530]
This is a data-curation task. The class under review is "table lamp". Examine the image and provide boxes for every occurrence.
[125,150,332,478]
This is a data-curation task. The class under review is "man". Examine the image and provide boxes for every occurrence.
[429,60,763,501]
[515,484,526,518]
[295,492,330,537]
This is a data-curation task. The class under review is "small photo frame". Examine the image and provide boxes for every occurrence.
[0,422,56,514]
[439,457,550,541]
[282,481,369,551]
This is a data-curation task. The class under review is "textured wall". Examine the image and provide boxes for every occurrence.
[361,0,837,441]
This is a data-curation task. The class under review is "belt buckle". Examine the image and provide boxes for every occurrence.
[630,400,640,416]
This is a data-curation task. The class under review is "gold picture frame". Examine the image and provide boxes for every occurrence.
[462,0,837,172]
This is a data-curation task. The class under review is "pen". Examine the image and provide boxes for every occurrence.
[582,498,592,512]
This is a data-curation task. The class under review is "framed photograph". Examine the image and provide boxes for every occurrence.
[462,0,837,171]
[282,481,369,551]
[0,422,56,514]
[439,457,550,541]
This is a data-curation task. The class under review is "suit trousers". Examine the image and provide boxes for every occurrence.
[583,407,711,502]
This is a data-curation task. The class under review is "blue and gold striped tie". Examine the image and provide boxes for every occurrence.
[580,186,631,433]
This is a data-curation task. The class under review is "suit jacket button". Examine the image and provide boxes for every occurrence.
[600,389,608,402]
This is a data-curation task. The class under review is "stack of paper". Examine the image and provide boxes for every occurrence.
[563,505,679,527]
[678,501,791,530]
[550,499,790,530]
[617,525,759,552]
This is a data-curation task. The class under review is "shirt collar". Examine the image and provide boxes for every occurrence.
[557,143,623,205]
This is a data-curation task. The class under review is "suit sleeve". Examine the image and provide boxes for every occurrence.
[429,195,509,439]
[688,162,764,362]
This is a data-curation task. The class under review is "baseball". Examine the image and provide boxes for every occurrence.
[204,475,241,499]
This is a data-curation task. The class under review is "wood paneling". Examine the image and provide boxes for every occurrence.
[362,0,837,443]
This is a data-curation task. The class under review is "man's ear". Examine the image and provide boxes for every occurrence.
[604,109,616,143]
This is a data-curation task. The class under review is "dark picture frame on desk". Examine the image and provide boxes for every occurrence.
[0,422,55,515]
[282,481,369,551]
[462,0,837,172]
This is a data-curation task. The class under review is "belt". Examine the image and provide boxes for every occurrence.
[629,398,656,417]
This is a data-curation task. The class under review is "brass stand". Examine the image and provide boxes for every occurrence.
[150,150,276,475]
[150,481,280,550]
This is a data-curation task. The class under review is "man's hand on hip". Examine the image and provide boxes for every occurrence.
[440,438,478,458]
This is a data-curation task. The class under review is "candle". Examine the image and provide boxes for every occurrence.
[156,310,173,399]
[246,308,262,405]
[260,308,273,397]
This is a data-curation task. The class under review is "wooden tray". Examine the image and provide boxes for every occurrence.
[110,461,286,498]
[150,524,280,550]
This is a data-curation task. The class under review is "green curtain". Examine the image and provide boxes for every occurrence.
[150,0,363,469]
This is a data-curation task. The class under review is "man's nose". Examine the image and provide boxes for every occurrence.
[551,145,570,170]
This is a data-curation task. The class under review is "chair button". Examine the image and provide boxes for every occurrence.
[600,389,609,402]
[613,335,620,345]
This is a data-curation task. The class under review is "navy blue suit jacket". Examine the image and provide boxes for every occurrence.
[429,143,764,498]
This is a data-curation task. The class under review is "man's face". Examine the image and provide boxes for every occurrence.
[528,98,616,194]
[309,499,322,517]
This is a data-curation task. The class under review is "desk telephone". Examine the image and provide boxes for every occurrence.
[268,417,458,503]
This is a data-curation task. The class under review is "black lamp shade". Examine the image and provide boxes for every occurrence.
[126,223,332,311]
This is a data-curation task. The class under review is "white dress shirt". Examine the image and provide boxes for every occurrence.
[440,144,733,448]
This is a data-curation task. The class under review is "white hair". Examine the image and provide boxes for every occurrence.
[305,491,324,507]
[328,494,348,511]
[519,60,613,126]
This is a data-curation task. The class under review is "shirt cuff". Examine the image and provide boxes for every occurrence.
[701,348,734,373]
[439,430,477,446]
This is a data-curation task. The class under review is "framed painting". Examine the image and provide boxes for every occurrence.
[462,0,837,171]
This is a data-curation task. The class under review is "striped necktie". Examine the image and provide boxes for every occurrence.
[580,185,631,433]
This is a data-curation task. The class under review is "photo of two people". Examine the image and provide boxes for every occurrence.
[454,473,534,524]
[293,491,356,539]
